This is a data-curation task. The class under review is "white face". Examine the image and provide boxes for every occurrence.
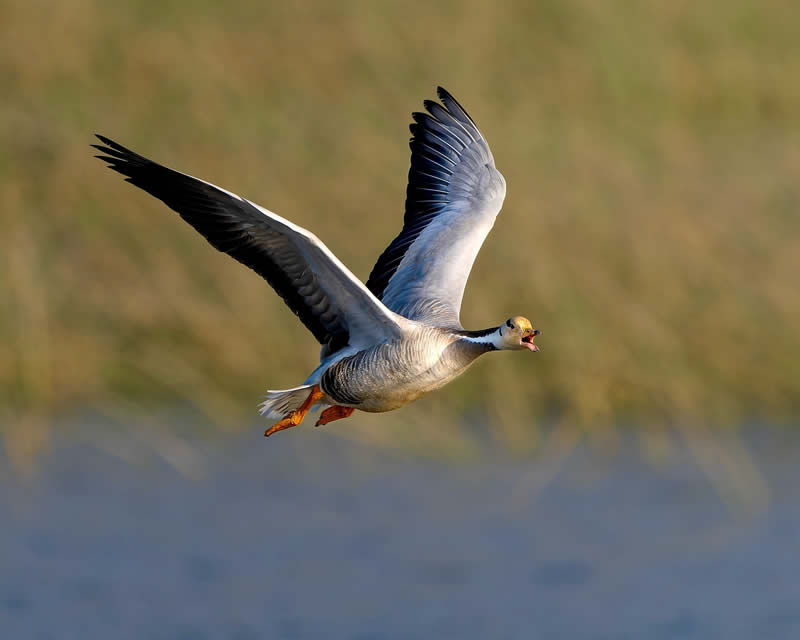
[500,316,540,351]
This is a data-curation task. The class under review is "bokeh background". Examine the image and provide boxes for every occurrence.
[2,1,799,638]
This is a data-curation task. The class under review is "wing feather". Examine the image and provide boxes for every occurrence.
[366,87,506,327]
[93,135,403,355]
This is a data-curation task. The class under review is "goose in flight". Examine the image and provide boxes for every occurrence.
[93,87,540,437]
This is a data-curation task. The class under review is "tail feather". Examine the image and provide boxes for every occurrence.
[259,385,323,420]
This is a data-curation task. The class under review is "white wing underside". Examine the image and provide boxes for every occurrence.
[380,172,505,326]
[366,87,507,329]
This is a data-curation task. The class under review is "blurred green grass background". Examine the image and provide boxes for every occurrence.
[2,0,798,458]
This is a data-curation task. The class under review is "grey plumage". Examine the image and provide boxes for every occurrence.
[318,327,493,412]
[93,88,537,426]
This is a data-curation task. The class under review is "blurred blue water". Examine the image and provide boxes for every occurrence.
[1,422,799,639]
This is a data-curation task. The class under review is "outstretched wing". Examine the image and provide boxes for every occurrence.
[366,87,506,328]
[93,135,404,355]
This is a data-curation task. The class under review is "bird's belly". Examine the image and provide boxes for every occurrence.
[346,365,465,413]
[319,339,471,413]
[353,374,451,412]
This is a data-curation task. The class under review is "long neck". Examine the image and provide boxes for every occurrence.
[456,327,502,354]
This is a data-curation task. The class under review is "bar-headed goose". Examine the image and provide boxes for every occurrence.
[93,87,540,436]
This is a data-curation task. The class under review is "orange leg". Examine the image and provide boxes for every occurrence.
[315,405,355,427]
[264,385,325,437]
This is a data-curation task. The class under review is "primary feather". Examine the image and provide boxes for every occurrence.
[92,135,404,356]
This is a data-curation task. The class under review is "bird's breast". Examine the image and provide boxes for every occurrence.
[319,331,478,412]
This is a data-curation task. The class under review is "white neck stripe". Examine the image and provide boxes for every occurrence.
[461,330,503,350]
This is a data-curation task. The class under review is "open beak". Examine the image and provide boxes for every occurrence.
[521,329,541,352]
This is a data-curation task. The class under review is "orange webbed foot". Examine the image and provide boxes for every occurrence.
[315,406,355,427]
[264,385,325,437]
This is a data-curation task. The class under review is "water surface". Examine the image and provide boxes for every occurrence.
[2,423,798,639]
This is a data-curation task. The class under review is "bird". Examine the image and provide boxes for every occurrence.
[93,87,540,437]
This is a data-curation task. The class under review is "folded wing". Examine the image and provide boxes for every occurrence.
[366,87,506,328]
[93,135,403,356]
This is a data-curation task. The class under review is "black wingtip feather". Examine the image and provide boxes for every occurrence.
[95,133,123,149]
[422,100,438,113]
[91,134,351,350]
[436,87,477,128]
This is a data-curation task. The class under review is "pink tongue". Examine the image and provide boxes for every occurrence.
[523,342,539,352]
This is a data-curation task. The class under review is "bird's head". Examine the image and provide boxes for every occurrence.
[498,316,540,351]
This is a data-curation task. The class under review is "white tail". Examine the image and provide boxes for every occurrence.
[259,385,321,420]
